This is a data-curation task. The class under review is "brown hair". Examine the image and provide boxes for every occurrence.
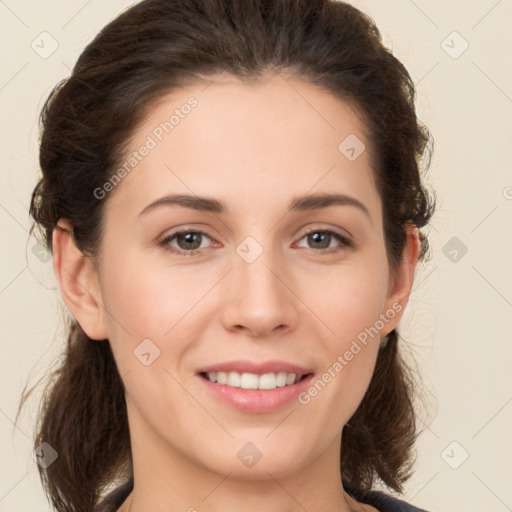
[18,0,435,510]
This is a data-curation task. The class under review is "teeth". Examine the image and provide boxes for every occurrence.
[276,372,288,387]
[205,371,301,390]
[286,373,296,385]
[240,372,259,389]
[227,371,241,387]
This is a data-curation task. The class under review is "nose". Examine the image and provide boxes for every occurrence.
[220,242,299,339]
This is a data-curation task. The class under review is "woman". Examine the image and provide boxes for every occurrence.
[20,0,436,510]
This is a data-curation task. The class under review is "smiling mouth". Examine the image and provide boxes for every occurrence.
[199,371,313,390]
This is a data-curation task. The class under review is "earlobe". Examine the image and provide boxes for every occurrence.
[382,223,421,335]
[52,219,109,340]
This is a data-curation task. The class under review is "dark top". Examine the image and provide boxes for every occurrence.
[95,478,431,512]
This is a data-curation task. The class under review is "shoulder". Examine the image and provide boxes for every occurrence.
[94,478,134,512]
[346,486,432,512]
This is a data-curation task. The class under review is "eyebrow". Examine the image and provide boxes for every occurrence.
[138,192,372,222]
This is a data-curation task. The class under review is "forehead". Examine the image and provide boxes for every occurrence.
[104,72,380,220]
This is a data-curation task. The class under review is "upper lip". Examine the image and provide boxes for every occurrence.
[196,360,314,377]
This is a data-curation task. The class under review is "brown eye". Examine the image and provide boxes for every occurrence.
[158,227,352,257]
[296,229,352,253]
[159,230,214,256]
[306,231,331,249]
[175,232,203,250]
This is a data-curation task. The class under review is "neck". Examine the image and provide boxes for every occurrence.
[117,403,374,512]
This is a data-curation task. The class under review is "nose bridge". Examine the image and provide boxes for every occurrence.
[221,233,298,335]
[235,234,288,306]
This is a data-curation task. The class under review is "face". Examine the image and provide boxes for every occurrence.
[82,72,413,482]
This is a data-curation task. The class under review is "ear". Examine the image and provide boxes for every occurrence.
[52,219,109,340]
[380,223,421,336]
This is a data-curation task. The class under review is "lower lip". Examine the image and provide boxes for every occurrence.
[198,374,315,413]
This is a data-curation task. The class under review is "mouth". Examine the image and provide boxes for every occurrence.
[199,371,312,390]
[195,360,315,413]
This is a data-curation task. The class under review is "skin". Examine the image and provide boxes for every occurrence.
[53,72,420,512]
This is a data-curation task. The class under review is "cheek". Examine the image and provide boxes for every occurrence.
[303,256,389,344]
[295,269,386,440]
[100,251,223,381]
[98,256,174,359]
[102,247,206,329]
[298,255,388,404]
[329,274,388,341]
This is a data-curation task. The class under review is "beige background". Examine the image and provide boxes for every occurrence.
[1,1,511,511]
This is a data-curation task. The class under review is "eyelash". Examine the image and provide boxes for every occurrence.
[157,227,353,257]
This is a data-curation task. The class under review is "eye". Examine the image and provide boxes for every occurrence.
[158,227,352,257]
[295,228,352,254]
[158,229,217,256]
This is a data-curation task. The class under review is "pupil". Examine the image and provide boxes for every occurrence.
[309,232,329,249]
[179,232,201,250]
